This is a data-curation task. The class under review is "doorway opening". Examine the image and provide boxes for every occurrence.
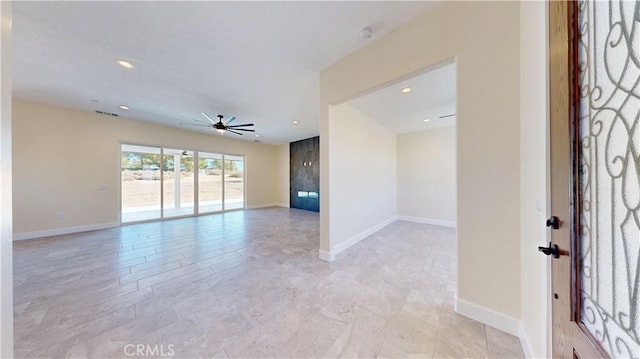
[325,60,457,264]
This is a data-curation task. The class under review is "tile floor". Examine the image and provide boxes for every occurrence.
[13,207,524,358]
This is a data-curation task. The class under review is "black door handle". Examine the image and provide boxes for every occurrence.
[538,242,560,258]
[546,216,560,229]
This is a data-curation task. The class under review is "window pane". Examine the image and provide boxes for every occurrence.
[198,152,223,213]
[163,149,195,218]
[224,156,244,210]
[121,144,161,223]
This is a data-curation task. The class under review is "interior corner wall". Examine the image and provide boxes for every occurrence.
[0,1,13,356]
[327,103,396,254]
[275,143,290,207]
[397,127,456,226]
[12,100,286,236]
[320,1,521,323]
[519,1,550,357]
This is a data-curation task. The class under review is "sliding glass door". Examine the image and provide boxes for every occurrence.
[120,144,245,223]
[224,155,245,210]
[163,149,195,218]
[198,152,223,213]
[121,145,162,223]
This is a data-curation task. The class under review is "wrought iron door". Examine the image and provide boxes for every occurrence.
[549,1,639,358]
[575,1,639,357]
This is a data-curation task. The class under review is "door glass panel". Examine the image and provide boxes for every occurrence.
[121,144,162,223]
[224,155,244,210]
[198,152,223,213]
[577,1,639,357]
[163,149,195,218]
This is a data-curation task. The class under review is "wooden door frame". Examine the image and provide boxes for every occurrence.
[548,1,612,357]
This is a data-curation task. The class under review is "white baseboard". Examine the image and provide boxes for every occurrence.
[318,249,334,262]
[13,222,119,241]
[454,294,520,337]
[518,324,534,358]
[397,215,456,228]
[318,216,397,262]
[247,203,290,209]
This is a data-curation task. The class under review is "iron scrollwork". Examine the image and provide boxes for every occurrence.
[577,1,640,358]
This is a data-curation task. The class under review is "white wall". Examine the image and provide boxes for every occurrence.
[0,1,13,356]
[519,1,550,357]
[12,100,289,237]
[274,143,290,208]
[397,126,456,226]
[323,102,396,259]
[320,1,521,329]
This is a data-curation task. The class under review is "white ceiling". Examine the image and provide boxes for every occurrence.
[349,62,456,134]
[12,1,439,144]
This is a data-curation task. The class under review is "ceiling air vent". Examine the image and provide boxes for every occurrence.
[96,110,119,117]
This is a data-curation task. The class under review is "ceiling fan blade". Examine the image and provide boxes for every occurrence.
[225,116,237,125]
[180,123,211,127]
[229,128,255,132]
[226,129,243,135]
[201,112,216,124]
[188,118,212,125]
[228,123,254,128]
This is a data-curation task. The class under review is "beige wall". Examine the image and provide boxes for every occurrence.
[0,1,13,356]
[327,103,396,253]
[520,1,550,357]
[12,100,288,235]
[320,0,521,323]
[397,126,456,225]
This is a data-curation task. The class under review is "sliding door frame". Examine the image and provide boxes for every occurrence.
[119,141,246,225]
[118,141,165,225]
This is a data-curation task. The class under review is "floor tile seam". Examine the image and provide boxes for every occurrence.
[120,261,185,284]
[208,261,251,275]
[143,252,189,263]
[37,303,139,343]
[104,308,179,346]
[130,256,187,272]
[15,254,119,272]
[194,253,245,270]
[178,249,235,266]
[136,265,201,289]
[22,284,143,319]
[375,309,404,357]
[15,265,128,287]
[432,284,452,358]
[149,268,216,294]
[16,274,127,301]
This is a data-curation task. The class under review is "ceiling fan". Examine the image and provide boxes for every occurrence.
[180,113,255,135]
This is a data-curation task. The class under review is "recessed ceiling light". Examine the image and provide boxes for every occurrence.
[401,87,412,94]
[423,118,431,123]
[292,120,299,125]
[119,105,129,110]
[117,60,134,69]
[255,134,260,138]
